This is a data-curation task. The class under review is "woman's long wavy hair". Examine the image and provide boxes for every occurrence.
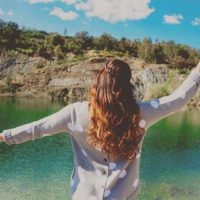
[87,59,145,161]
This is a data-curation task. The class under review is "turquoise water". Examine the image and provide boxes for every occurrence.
[0,97,200,200]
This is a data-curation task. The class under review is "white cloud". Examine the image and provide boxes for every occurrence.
[0,8,5,16]
[62,0,154,23]
[41,7,49,12]
[191,18,200,26]
[50,7,78,20]
[163,14,184,25]
[8,10,14,16]
[61,0,78,5]
[26,0,54,4]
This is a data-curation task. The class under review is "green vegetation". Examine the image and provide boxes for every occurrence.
[144,70,181,99]
[0,19,200,68]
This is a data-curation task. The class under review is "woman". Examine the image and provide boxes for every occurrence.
[0,59,200,200]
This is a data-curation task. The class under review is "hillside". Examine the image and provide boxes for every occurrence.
[0,50,199,107]
[0,20,200,106]
[0,19,200,69]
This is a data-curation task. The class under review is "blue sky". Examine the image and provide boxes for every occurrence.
[0,0,200,49]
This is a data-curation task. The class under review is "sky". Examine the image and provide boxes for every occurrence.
[0,0,200,49]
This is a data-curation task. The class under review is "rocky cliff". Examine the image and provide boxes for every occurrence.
[0,54,199,106]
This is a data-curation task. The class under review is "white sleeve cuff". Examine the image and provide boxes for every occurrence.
[2,129,14,145]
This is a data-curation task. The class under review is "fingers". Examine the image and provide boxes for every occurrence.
[0,134,5,142]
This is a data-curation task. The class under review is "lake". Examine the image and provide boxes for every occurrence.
[0,97,200,200]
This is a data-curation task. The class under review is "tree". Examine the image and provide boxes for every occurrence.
[67,41,82,54]
[47,34,65,46]
[94,33,117,50]
[63,28,67,36]
[162,41,176,63]
[138,38,154,62]
[129,39,141,57]
[152,44,167,64]
[1,22,20,49]
[177,46,190,59]
[0,19,5,33]
[44,34,65,56]
[118,37,131,53]
[74,31,93,49]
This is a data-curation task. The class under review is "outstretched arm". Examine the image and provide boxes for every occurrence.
[0,102,78,145]
[139,62,200,129]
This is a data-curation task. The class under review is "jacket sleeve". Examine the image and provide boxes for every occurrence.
[138,69,200,129]
[1,102,78,145]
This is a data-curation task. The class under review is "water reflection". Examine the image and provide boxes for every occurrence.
[166,107,200,127]
[0,96,66,110]
[0,97,200,200]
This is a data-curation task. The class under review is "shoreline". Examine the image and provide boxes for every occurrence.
[0,93,200,108]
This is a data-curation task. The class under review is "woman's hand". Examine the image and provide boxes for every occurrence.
[0,134,5,142]
[195,62,200,72]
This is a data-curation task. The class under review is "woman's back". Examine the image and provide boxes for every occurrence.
[65,65,200,199]
[1,59,200,200]
[67,100,142,200]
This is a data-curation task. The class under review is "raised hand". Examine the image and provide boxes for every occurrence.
[0,133,4,142]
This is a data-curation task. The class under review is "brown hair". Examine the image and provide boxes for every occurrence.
[87,59,145,161]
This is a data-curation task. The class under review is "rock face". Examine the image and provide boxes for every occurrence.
[133,65,169,99]
[0,54,170,103]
